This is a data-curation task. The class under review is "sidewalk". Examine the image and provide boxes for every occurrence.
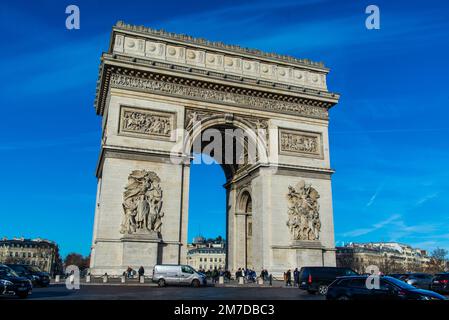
[52,278,298,288]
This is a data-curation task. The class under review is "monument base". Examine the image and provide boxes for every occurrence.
[269,241,335,277]
[121,231,161,271]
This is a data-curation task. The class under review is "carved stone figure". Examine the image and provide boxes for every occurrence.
[286,180,321,241]
[121,108,172,138]
[120,170,164,235]
[280,131,319,155]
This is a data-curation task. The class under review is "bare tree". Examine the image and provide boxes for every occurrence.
[64,253,90,271]
[426,248,448,273]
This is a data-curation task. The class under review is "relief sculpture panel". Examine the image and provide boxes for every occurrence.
[279,128,322,158]
[119,106,174,140]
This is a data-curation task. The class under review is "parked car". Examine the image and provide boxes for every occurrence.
[0,264,33,299]
[298,267,358,295]
[6,264,50,287]
[403,273,434,290]
[387,273,409,280]
[430,273,449,294]
[326,275,446,300]
[152,264,207,287]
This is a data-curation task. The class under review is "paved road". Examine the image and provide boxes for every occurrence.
[3,284,324,300]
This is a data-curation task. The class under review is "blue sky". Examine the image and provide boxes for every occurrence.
[1,0,448,257]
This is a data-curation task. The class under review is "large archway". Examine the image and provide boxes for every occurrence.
[89,22,340,276]
[182,116,267,272]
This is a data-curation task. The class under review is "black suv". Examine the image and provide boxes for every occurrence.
[326,275,446,300]
[431,273,449,294]
[0,265,33,298]
[298,267,358,295]
[6,264,50,287]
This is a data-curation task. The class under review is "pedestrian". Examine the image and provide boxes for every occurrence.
[126,266,133,278]
[212,267,218,283]
[138,266,145,280]
[286,269,292,286]
[293,268,299,287]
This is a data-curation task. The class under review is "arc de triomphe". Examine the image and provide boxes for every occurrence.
[89,21,340,276]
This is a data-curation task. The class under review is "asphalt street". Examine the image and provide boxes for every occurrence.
[1,284,324,300]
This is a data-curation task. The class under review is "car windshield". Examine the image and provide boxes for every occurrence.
[384,276,417,290]
[0,266,19,278]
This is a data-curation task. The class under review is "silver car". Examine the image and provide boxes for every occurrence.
[152,264,206,287]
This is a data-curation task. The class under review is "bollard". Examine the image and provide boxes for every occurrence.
[121,275,126,283]
[258,277,264,285]
[55,275,60,283]
[219,276,224,284]
[238,276,244,285]
[269,274,272,286]
[140,276,145,283]
[86,275,91,283]
[103,274,108,283]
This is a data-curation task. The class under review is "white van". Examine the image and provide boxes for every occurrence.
[152,264,207,287]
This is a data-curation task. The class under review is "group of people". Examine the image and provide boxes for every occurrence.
[197,267,233,283]
[123,266,145,279]
[235,268,259,282]
[283,268,300,287]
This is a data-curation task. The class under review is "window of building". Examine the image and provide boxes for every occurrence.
[199,258,202,262]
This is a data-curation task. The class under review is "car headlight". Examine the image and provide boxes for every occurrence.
[0,279,13,286]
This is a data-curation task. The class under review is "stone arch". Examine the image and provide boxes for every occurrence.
[184,112,269,180]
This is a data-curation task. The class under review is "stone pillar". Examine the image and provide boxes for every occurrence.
[219,276,224,284]
[234,213,247,270]
[55,275,60,283]
[102,275,108,283]
[121,275,126,283]
[238,276,244,285]
[86,275,91,283]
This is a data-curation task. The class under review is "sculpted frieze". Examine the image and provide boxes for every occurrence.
[279,129,322,158]
[119,106,174,140]
[110,73,328,120]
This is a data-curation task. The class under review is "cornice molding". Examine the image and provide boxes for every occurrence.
[95,64,334,120]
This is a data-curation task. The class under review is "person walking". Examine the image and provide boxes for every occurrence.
[286,269,292,286]
[293,268,299,287]
[212,267,218,284]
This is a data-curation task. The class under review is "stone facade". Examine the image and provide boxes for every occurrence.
[186,237,226,271]
[0,237,61,274]
[89,22,340,276]
[336,242,431,273]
